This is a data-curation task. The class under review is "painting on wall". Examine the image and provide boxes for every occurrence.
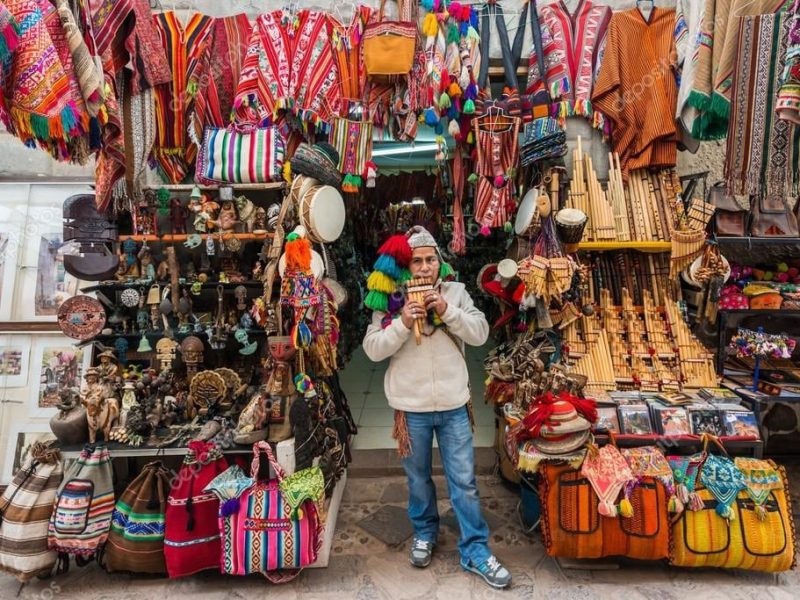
[2,423,55,484]
[29,337,90,417]
[35,233,70,317]
[0,335,31,387]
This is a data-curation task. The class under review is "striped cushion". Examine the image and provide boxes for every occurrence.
[196,126,285,185]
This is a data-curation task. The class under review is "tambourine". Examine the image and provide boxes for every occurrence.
[57,295,107,340]
[514,187,540,236]
[298,184,345,243]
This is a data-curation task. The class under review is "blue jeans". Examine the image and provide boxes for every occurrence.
[401,405,491,565]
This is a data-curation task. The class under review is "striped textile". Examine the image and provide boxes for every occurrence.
[105,462,171,574]
[151,11,213,184]
[725,12,799,199]
[233,10,342,131]
[778,0,800,122]
[0,444,63,582]
[48,445,114,556]
[675,0,705,147]
[187,14,252,146]
[592,8,678,178]
[329,117,373,185]
[55,0,103,118]
[94,50,124,213]
[526,0,611,131]
[329,5,372,104]
[473,116,520,178]
[196,125,285,185]
[475,176,513,232]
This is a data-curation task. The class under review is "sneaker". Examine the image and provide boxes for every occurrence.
[409,537,434,568]
[460,555,512,589]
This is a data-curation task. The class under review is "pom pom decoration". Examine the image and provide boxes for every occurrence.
[367,270,397,294]
[421,0,434,11]
[598,501,617,518]
[364,289,389,312]
[284,235,312,271]
[424,107,440,127]
[422,12,439,37]
[438,93,452,109]
[221,498,240,517]
[377,234,413,267]
[439,261,456,281]
[448,119,461,137]
[480,225,491,236]
[618,498,633,518]
[374,254,403,280]
[449,2,462,18]
[494,174,506,188]
[463,98,475,114]
[447,23,460,45]
[467,172,478,184]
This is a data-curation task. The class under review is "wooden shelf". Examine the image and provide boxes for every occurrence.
[578,241,672,252]
[118,232,272,242]
[143,183,285,191]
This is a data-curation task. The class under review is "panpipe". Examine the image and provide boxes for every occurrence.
[583,251,672,306]
[406,277,434,345]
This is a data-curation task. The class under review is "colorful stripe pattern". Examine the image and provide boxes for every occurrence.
[592,8,678,177]
[329,5,372,103]
[0,444,63,582]
[725,12,799,199]
[778,0,800,122]
[526,0,611,132]
[329,116,372,190]
[196,125,286,185]
[48,445,114,556]
[233,10,342,131]
[151,11,213,183]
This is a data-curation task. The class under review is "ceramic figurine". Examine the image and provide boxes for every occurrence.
[236,195,257,232]
[138,244,156,281]
[96,349,119,382]
[214,201,239,232]
[254,207,268,233]
[81,367,120,444]
[234,387,269,444]
[170,197,188,235]
[49,387,89,445]
[118,380,137,427]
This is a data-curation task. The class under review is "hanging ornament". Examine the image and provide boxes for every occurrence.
[206,235,215,256]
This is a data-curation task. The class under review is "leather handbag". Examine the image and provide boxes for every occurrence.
[749,194,799,237]
[196,124,285,185]
[204,442,323,581]
[707,183,747,236]
[670,437,796,572]
[363,0,417,76]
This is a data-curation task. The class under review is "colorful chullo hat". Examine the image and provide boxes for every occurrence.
[364,226,455,313]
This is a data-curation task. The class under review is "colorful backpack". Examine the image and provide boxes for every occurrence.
[47,444,115,566]
[0,443,64,581]
[204,441,324,582]
[104,461,171,573]
[164,441,229,578]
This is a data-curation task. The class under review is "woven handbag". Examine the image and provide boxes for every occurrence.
[104,461,172,574]
[363,0,417,76]
[196,124,285,185]
[670,436,796,572]
[204,441,324,582]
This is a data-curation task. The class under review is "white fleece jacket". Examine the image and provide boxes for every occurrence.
[362,281,489,412]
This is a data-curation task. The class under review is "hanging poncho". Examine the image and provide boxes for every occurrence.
[329,5,372,104]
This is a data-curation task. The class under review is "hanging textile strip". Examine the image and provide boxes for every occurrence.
[2,0,87,161]
[725,12,799,199]
[329,5,372,105]
[591,8,678,178]
[526,0,611,132]
[151,11,213,184]
[474,177,512,233]
[330,116,373,191]
[89,0,171,95]
[56,0,103,117]
[450,149,466,255]
[94,50,124,213]
[734,457,785,520]
[477,1,525,92]
[674,0,705,147]
[0,2,19,64]
[777,0,800,123]
[188,14,252,147]
[233,10,341,132]
[581,445,635,517]
[699,453,746,520]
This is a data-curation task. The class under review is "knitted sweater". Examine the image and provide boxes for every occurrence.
[362,281,489,413]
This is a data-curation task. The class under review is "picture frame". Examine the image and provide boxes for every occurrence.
[688,408,725,436]
[28,335,92,418]
[0,334,32,388]
[652,406,691,436]
[618,405,653,435]
[723,410,760,439]
[0,193,28,321]
[1,422,56,484]
[595,405,621,433]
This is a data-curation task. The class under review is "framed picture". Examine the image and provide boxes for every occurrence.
[619,405,653,435]
[689,408,725,436]
[595,405,621,433]
[723,411,760,439]
[29,336,92,417]
[2,422,56,484]
[0,335,31,387]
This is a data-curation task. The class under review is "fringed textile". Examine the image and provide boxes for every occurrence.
[393,410,412,458]
[329,5,372,104]
[725,12,799,199]
[56,0,103,117]
[330,117,373,192]
[778,0,800,123]
[517,442,586,474]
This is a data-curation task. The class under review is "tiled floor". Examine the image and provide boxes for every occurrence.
[340,344,496,450]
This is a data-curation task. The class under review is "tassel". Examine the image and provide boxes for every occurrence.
[466,25,479,41]
[668,495,684,514]
[378,235,412,266]
[466,131,474,144]
[480,225,491,236]
[221,498,240,517]
[439,262,456,280]
[598,501,617,518]
[422,0,434,11]
[185,496,195,531]
[715,502,735,521]
[424,107,440,126]
[439,93,451,109]
[463,99,475,114]
[374,254,403,279]
[447,23,460,45]
[503,221,513,233]
[89,117,102,150]
[367,270,397,294]
[756,504,767,521]
[618,498,633,518]
[283,160,292,183]
[448,81,462,98]
[676,483,690,505]
[422,13,439,37]
[296,321,313,347]
[493,175,505,188]
[688,492,704,512]
[467,172,478,184]
[448,119,461,137]
[387,293,405,313]
[449,2,462,19]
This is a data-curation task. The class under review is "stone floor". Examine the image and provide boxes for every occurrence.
[3,468,800,600]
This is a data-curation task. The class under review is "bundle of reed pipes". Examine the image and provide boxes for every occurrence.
[568,137,616,240]
[607,153,630,241]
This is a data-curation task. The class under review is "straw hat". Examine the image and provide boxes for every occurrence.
[528,398,592,455]
[290,142,342,188]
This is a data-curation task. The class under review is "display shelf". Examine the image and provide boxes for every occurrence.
[716,310,800,372]
[118,233,272,242]
[143,183,285,191]
[715,236,800,246]
[577,241,672,252]
[81,281,265,293]
[88,328,266,343]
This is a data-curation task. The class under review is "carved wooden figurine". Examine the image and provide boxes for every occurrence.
[81,367,120,443]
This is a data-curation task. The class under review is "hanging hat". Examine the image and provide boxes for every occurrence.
[521,392,597,456]
[290,142,342,188]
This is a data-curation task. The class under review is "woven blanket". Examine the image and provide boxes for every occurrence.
[581,445,635,517]
[56,0,103,117]
[94,52,123,213]
[0,2,18,63]
[2,0,86,160]
[0,444,63,582]
[725,12,799,199]
[778,0,800,122]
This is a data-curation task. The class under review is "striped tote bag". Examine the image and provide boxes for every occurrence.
[47,444,115,561]
[0,443,64,581]
[196,125,285,185]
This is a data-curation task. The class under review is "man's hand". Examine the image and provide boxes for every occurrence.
[423,289,447,317]
[401,300,426,329]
